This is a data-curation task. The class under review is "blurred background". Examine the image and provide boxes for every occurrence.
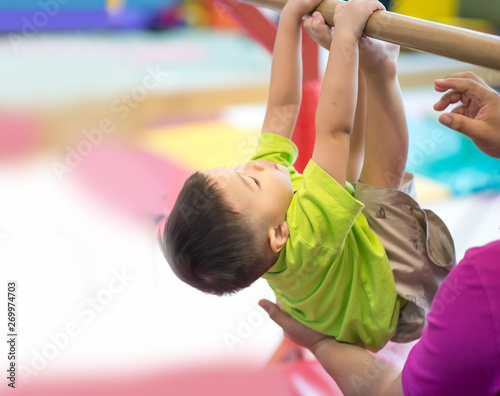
[0,0,499,394]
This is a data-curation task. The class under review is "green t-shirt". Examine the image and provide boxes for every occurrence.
[252,133,402,351]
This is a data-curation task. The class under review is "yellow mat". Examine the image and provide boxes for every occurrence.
[138,121,261,172]
[138,119,450,202]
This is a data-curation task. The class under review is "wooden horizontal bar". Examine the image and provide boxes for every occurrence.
[241,0,500,70]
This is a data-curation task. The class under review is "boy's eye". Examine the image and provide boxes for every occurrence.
[251,177,260,187]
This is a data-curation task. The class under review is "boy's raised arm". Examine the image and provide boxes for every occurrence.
[313,0,384,187]
[262,0,322,139]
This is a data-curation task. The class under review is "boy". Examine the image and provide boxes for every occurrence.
[162,0,455,351]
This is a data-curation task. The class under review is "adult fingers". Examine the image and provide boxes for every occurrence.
[443,71,488,87]
[434,78,493,104]
[450,104,466,116]
[433,90,463,111]
[438,112,484,139]
[259,299,292,330]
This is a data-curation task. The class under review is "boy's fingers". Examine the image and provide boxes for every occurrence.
[376,0,386,11]
[303,16,313,31]
[334,2,346,14]
[304,13,333,49]
[312,11,325,23]
[304,13,319,31]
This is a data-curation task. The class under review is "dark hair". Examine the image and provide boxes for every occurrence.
[160,172,268,296]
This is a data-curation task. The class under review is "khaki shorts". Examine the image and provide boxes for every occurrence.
[355,173,456,343]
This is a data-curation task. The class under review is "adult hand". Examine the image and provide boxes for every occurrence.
[258,299,328,351]
[259,299,404,396]
[434,72,500,158]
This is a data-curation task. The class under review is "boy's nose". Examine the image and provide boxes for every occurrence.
[243,160,264,171]
[252,159,267,170]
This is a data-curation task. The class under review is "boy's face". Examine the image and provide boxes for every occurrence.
[204,159,294,226]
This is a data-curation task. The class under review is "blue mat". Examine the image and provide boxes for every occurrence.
[406,116,500,195]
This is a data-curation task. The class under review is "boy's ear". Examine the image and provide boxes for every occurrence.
[268,221,289,253]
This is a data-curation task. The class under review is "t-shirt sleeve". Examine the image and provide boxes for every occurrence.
[401,241,500,396]
[251,133,302,190]
[288,161,365,254]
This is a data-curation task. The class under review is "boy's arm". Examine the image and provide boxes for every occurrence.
[347,70,367,184]
[262,0,322,139]
[313,0,384,187]
[361,67,407,188]
[303,13,367,184]
[358,40,407,189]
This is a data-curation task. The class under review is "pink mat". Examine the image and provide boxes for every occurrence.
[0,111,41,159]
[15,360,340,396]
[76,143,191,220]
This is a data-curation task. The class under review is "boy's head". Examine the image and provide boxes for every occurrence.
[161,159,294,296]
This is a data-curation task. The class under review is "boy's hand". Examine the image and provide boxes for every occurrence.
[359,37,399,78]
[283,0,323,19]
[333,0,385,41]
[305,11,398,72]
[304,11,333,50]
[304,11,398,78]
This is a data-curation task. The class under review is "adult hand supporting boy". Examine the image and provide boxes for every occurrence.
[261,0,323,139]
[259,299,404,396]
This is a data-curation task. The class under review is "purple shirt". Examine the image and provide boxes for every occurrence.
[402,240,500,395]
